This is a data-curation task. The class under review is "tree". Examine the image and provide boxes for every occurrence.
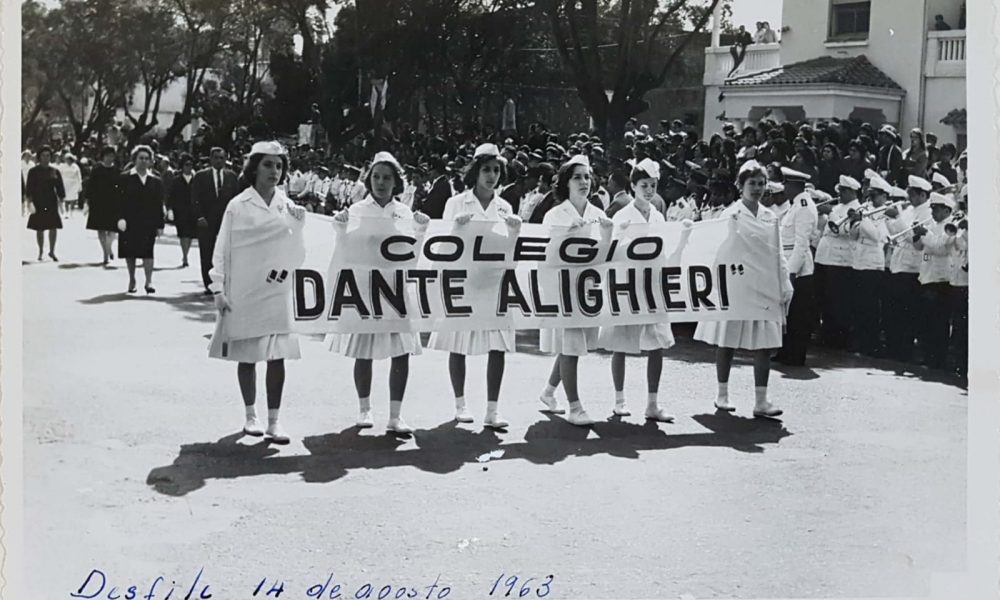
[44,0,142,154]
[21,0,56,148]
[541,0,723,153]
[120,1,184,146]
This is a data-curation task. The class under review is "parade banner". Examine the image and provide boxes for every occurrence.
[223,213,785,340]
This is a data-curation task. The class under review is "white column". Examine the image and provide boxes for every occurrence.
[711,1,722,48]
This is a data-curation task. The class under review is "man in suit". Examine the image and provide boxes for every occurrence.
[414,157,452,219]
[191,147,239,294]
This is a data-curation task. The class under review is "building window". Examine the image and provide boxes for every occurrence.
[830,0,871,40]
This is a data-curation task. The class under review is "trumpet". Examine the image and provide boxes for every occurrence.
[888,216,935,245]
[813,196,839,208]
[827,202,901,234]
[944,211,968,235]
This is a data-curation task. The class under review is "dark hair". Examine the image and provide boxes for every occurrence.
[630,165,658,185]
[737,165,768,186]
[609,171,630,189]
[364,159,406,197]
[821,142,841,161]
[179,153,195,167]
[940,142,957,158]
[462,154,508,190]
[554,161,591,202]
[99,146,117,159]
[37,145,53,158]
[238,152,290,190]
[209,147,227,157]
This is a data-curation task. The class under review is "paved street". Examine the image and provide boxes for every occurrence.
[24,217,966,599]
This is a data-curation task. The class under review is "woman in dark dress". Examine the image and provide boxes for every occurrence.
[85,147,122,265]
[167,153,197,267]
[116,145,165,294]
[26,146,65,261]
[816,143,843,195]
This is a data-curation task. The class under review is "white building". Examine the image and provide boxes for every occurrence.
[703,0,966,148]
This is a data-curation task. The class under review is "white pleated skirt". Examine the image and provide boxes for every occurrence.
[325,332,423,360]
[693,319,782,350]
[427,329,516,355]
[598,323,675,353]
[539,327,599,357]
[208,330,301,363]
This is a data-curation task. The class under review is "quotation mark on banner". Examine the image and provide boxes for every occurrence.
[266,269,289,283]
[729,264,745,275]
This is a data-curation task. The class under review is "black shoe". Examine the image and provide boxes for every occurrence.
[145,285,156,294]
[128,284,137,294]
[202,289,214,296]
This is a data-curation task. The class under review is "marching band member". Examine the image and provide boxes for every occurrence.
[538,155,614,426]
[694,162,793,418]
[912,192,957,369]
[597,158,676,423]
[428,144,521,428]
[772,167,818,366]
[883,175,933,362]
[814,175,862,350]
[208,141,307,444]
[329,152,430,434]
[949,208,968,378]
[849,176,893,356]
[664,177,695,221]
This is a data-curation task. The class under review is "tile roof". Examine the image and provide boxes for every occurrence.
[724,55,904,92]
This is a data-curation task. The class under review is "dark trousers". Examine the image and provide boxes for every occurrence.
[950,286,968,375]
[198,223,220,290]
[884,272,921,362]
[817,264,855,349]
[853,269,885,355]
[919,282,952,369]
[779,275,816,364]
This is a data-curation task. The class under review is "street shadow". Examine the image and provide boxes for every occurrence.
[57,262,106,270]
[78,289,218,324]
[147,412,791,497]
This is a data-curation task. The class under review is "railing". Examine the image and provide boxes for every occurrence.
[703,43,781,86]
[925,30,966,78]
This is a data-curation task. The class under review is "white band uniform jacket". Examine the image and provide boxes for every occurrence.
[597,201,676,353]
[950,230,968,287]
[665,197,696,222]
[780,192,818,277]
[428,190,517,355]
[815,199,861,267]
[851,205,890,271]
[539,199,608,356]
[208,186,305,363]
[325,195,427,360]
[916,220,956,284]
[887,202,933,274]
[693,201,794,350]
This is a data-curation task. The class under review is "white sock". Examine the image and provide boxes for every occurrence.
[717,382,729,400]
[390,400,402,419]
[486,401,498,417]
[542,384,557,397]
[267,408,279,425]
[359,397,371,412]
[647,393,658,409]
[614,390,626,403]
[455,395,466,409]
[754,386,768,406]
[568,401,583,413]
[244,405,257,419]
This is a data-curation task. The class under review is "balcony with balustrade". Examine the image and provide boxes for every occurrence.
[925,30,966,78]
[703,43,782,87]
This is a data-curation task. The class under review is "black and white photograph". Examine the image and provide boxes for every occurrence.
[6,0,999,598]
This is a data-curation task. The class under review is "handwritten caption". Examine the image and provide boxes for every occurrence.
[70,568,555,599]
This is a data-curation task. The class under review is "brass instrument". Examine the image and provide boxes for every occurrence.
[888,216,935,245]
[828,202,899,234]
[944,210,967,235]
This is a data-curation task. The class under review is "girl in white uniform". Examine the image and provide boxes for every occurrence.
[693,163,793,418]
[537,155,613,426]
[209,141,307,444]
[428,144,522,428]
[597,158,675,422]
[329,152,430,434]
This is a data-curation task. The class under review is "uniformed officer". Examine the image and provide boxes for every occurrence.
[948,207,968,378]
[884,175,933,362]
[912,192,956,369]
[849,175,893,356]
[772,167,818,366]
[814,174,862,350]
